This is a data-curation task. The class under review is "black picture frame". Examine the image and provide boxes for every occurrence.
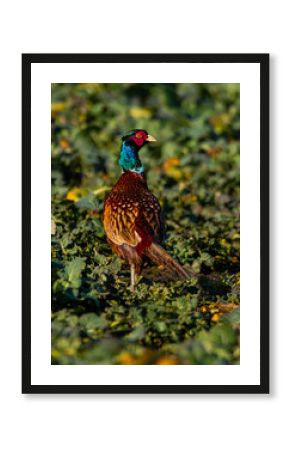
[22,53,269,394]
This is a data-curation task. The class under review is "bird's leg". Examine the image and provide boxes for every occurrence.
[130,263,136,292]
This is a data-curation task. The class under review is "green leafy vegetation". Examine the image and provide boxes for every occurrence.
[51,83,240,365]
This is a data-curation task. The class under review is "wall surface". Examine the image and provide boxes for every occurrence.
[0,1,285,449]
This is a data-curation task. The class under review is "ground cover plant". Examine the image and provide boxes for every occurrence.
[51,83,240,365]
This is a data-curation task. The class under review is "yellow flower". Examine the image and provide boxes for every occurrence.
[118,352,136,365]
[156,356,179,365]
[66,188,82,202]
[51,349,60,359]
[59,137,70,150]
[211,313,220,323]
[64,347,76,356]
[129,107,152,119]
[51,102,66,118]
[163,157,182,180]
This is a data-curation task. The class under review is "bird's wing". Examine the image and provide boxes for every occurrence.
[103,201,141,247]
[103,193,163,248]
[138,191,163,244]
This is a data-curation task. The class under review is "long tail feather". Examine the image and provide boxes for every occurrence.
[144,242,190,281]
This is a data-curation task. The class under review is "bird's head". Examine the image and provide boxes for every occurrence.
[121,129,157,151]
[119,130,157,173]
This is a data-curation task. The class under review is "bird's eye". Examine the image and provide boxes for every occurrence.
[135,133,142,139]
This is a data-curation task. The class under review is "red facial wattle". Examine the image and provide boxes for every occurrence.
[132,131,147,147]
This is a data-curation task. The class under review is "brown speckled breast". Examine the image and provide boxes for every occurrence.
[103,171,163,253]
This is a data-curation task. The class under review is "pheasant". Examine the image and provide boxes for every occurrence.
[103,129,189,291]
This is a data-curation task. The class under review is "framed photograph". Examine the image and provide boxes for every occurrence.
[22,53,269,394]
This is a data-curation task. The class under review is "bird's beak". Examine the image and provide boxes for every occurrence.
[146,134,157,142]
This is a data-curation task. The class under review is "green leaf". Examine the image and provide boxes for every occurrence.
[64,257,86,289]
[76,193,99,210]
[79,313,107,333]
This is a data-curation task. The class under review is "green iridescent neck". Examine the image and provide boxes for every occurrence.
[118,141,144,173]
